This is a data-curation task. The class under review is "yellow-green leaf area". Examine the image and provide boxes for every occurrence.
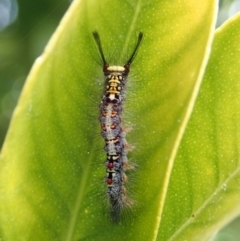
[159,13,240,241]
[0,0,217,240]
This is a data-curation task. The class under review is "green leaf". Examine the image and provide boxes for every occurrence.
[158,13,240,241]
[0,0,217,240]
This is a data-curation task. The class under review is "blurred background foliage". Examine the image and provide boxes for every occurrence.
[0,0,240,240]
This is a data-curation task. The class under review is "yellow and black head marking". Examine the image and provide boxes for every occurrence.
[92,31,143,222]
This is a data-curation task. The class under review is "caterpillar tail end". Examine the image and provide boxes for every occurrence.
[110,200,121,223]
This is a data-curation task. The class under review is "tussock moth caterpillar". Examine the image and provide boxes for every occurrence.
[93,31,143,222]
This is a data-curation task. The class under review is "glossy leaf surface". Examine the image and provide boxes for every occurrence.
[159,13,240,241]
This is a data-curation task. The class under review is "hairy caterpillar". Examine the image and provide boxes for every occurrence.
[93,31,143,222]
